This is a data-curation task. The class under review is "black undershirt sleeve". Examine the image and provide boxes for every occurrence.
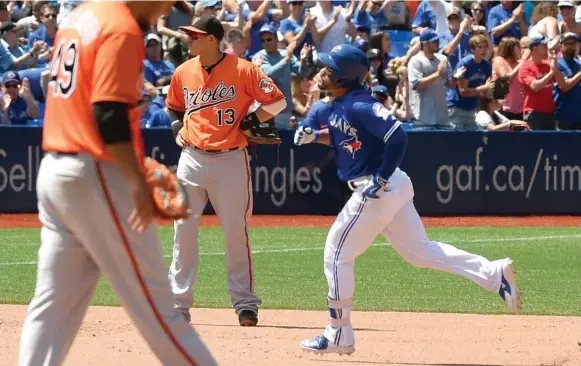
[93,101,132,144]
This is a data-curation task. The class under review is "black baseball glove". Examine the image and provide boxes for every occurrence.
[240,112,282,145]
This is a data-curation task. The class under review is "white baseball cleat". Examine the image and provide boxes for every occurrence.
[300,335,355,355]
[499,259,521,314]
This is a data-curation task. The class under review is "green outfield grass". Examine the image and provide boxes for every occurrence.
[0,226,579,316]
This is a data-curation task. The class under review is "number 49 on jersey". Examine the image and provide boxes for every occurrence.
[49,39,79,98]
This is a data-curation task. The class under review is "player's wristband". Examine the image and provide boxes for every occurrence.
[313,130,320,142]
[304,127,320,142]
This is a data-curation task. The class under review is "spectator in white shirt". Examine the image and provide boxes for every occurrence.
[476,97,530,131]
[309,1,355,54]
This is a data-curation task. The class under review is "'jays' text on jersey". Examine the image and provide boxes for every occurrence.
[302,89,402,182]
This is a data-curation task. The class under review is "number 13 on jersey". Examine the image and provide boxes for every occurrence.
[217,108,236,126]
[49,39,79,98]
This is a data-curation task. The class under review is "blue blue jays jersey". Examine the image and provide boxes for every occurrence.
[302,89,402,182]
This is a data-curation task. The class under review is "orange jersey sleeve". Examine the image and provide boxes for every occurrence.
[41,2,145,162]
[244,64,285,106]
[91,32,144,105]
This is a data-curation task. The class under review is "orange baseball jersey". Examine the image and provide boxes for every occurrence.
[42,2,145,162]
[166,53,285,150]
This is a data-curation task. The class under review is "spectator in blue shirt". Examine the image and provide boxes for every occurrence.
[351,22,371,42]
[487,1,528,45]
[0,22,45,73]
[554,32,581,130]
[353,0,387,32]
[28,3,57,49]
[146,107,172,128]
[147,76,171,118]
[252,24,311,129]
[279,0,320,58]
[448,33,494,130]
[28,3,57,67]
[411,0,436,35]
[224,0,289,60]
[143,33,175,97]
[0,71,40,125]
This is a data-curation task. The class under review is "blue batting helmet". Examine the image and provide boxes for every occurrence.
[318,44,370,89]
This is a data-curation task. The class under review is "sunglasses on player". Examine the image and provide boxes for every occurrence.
[261,37,274,43]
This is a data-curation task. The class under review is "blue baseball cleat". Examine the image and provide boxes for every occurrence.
[499,259,521,314]
[300,335,355,355]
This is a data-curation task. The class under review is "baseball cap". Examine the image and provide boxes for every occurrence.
[353,39,368,52]
[447,7,462,19]
[0,21,18,34]
[179,15,225,41]
[259,24,276,35]
[420,29,440,44]
[558,1,574,7]
[144,33,161,46]
[355,23,371,32]
[201,0,219,7]
[2,70,21,84]
[528,36,549,49]
[372,85,388,95]
[561,32,580,43]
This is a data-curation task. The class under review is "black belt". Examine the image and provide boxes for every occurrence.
[192,146,239,154]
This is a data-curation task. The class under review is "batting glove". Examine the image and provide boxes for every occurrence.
[361,175,389,199]
[294,126,320,145]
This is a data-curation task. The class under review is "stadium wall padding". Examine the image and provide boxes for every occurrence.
[1,127,580,215]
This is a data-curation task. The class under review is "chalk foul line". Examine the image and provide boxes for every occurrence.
[0,234,578,266]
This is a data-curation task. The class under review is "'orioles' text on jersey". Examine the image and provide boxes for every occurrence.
[302,88,402,182]
[42,2,145,162]
[166,53,285,150]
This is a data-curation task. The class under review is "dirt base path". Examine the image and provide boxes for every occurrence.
[1,213,580,228]
[2,305,580,366]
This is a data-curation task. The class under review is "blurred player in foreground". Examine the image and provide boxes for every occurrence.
[294,44,521,356]
[18,2,217,365]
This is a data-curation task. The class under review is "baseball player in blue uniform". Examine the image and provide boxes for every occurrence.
[295,44,521,355]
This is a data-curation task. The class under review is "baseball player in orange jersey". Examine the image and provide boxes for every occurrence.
[166,15,287,326]
[18,2,217,366]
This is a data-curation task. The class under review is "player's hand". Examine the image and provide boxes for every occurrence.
[361,175,389,199]
[294,126,318,145]
[175,134,187,148]
[128,180,155,233]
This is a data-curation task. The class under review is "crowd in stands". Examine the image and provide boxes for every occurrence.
[2,0,581,132]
